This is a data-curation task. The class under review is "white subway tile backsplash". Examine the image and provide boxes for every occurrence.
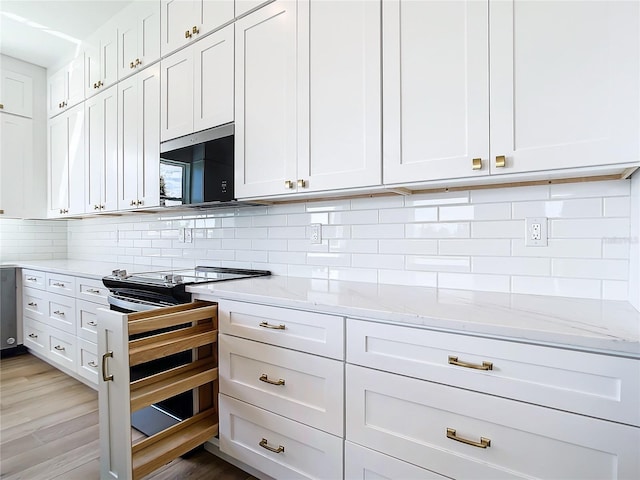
[379,269,437,287]
[511,238,602,258]
[512,198,602,219]
[286,212,329,226]
[603,240,630,259]
[406,255,470,272]
[550,180,630,198]
[550,218,630,239]
[268,226,306,239]
[329,239,378,253]
[602,280,629,301]
[352,224,401,239]
[269,251,307,265]
[352,254,403,270]
[471,220,523,239]
[472,257,551,276]
[511,276,602,299]
[329,210,378,225]
[351,195,404,210]
[252,214,288,227]
[603,196,631,217]
[306,252,351,267]
[470,184,549,203]
[406,222,470,239]
[379,207,437,224]
[551,258,629,280]
[439,239,511,256]
[438,273,511,293]
[379,239,438,255]
[404,191,470,206]
[328,267,376,283]
[439,203,511,221]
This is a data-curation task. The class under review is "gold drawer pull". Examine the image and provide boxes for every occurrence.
[87,288,101,294]
[259,438,284,454]
[28,302,37,307]
[28,333,38,339]
[88,361,98,368]
[447,428,491,449]
[259,374,285,386]
[259,321,285,330]
[284,180,294,189]
[87,321,98,327]
[297,179,306,188]
[448,355,493,371]
[495,155,506,168]
[54,345,65,351]
[472,157,482,170]
[102,351,113,381]
[53,310,65,316]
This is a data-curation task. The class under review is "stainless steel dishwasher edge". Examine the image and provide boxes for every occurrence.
[1,267,24,357]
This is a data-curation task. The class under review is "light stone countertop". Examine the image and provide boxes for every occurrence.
[188,276,640,358]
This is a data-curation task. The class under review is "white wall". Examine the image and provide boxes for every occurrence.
[64,178,635,302]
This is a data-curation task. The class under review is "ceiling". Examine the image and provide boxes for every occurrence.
[0,0,133,69]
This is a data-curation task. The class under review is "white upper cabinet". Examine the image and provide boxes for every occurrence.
[489,0,639,175]
[235,0,273,17]
[0,113,32,217]
[234,0,297,199]
[85,86,118,213]
[235,0,381,199]
[160,0,234,57]
[160,24,233,142]
[47,55,85,118]
[383,0,489,184]
[84,21,118,99]
[384,0,639,186]
[117,64,160,210]
[48,103,85,217]
[0,69,33,118]
[117,0,161,80]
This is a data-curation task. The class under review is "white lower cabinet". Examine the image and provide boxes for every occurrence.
[77,338,99,384]
[344,441,446,480]
[219,395,343,480]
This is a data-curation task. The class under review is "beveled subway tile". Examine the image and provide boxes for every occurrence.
[404,191,470,207]
[379,239,438,255]
[512,198,602,219]
[439,203,511,221]
[379,269,437,287]
[379,207,437,224]
[471,220,522,238]
[352,254,404,270]
[511,276,601,299]
[329,239,378,253]
[472,256,550,276]
[438,273,510,293]
[406,222,470,239]
[406,255,470,272]
[552,258,629,280]
[550,179,630,198]
[352,224,401,239]
[438,239,510,256]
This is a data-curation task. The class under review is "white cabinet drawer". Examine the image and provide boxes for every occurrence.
[75,277,109,305]
[46,293,76,334]
[220,334,344,436]
[76,299,100,342]
[23,286,47,322]
[47,328,77,371]
[345,441,447,480]
[45,272,76,296]
[219,395,343,480]
[77,338,98,386]
[347,319,640,426]
[23,317,47,354]
[346,365,640,480]
[22,269,45,290]
[218,299,344,359]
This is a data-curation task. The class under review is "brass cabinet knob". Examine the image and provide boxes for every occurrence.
[137,200,143,206]
[130,61,135,69]
[495,155,506,168]
[135,58,141,66]
[284,180,294,189]
[185,30,192,38]
[472,158,482,170]
[192,25,200,34]
[297,179,306,188]
[0,103,4,109]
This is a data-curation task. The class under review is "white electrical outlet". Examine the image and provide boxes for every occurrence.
[310,223,322,244]
[525,217,547,247]
[184,228,193,243]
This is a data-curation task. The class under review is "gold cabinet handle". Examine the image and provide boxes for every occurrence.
[53,310,65,316]
[284,180,294,189]
[0,103,4,109]
[448,355,493,371]
[102,351,113,381]
[472,158,482,170]
[88,361,98,368]
[446,428,491,449]
[185,30,192,38]
[87,321,98,327]
[495,155,506,168]
[259,374,285,386]
[87,288,101,294]
[259,321,285,330]
[28,302,37,307]
[297,179,306,188]
[259,438,284,454]
[54,345,65,351]
[28,333,38,338]
[192,25,199,34]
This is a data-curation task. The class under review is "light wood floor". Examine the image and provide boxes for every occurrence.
[0,353,255,480]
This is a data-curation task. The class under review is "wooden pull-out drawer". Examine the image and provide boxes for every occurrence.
[76,299,100,342]
[22,269,45,290]
[23,286,47,322]
[218,299,344,359]
[220,334,344,435]
[46,293,76,334]
[219,395,343,480]
[347,319,640,426]
[76,277,109,305]
[346,365,640,480]
[45,272,76,296]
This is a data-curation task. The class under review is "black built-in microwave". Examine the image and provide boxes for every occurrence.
[159,123,234,207]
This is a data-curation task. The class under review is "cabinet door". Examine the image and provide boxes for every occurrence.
[118,73,139,210]
[160,47,194,141]
[0,113,31,218]
[236,0,272,17]
[47,68,67,117]
[297,0,381,193]
[85,87,118,213]
[67,56,86,110]
[383,0,489,184]
[85,25,117,98]
[0,70,33,117]
[118,1,161,80]
[490,0,640,174]
[48,112,70,216]
[161,0,198,56]
[67,104,86,215]
[193,24,234,133]
[136,64,160,209]
[200,0,234,36]
[234,0,297,199]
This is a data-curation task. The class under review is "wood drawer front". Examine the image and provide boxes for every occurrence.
[220,334,344,436]
[219,395,343,480]
[75,277,109,305]
[45,272,76,296]
[23,287,47,322]
[218,299,344,359]
[46,293,76,334]
[346,365,640,480]
[347,319,640,426]
[345,441,447,480]
[22,269,45,290]
[77,338,98,386]
[47,328,77,370]
[23,317,47,354]
[76,299,100,342]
